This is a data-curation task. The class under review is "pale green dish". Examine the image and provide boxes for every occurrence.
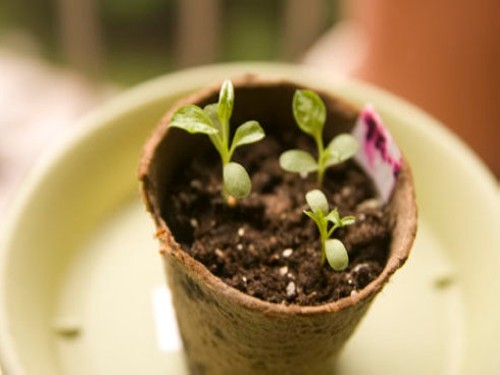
[0,63,498,375]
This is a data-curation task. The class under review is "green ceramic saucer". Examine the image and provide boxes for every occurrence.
[1,63,498,374]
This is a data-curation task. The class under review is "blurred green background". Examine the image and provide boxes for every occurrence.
[0,0,339,85]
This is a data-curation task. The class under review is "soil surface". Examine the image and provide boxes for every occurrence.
[164,137,391,306]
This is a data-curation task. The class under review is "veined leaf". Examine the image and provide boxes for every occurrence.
[326,133,358,166]
[223,162,251,199]
[170,105,218,135]
[305,189,329,214]
[231,121,265,152]
[279,150,318,173]
[292,89,326,138]
[218,79,234,126]
[325,239,349,271]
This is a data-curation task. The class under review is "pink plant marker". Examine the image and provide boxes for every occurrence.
[352,104,402,202]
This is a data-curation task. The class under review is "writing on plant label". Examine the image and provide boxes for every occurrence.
[352,105,402,202]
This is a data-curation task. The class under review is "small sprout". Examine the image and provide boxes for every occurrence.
[279,89,359,185]
[304,189,355,271]
[170,79,265,203]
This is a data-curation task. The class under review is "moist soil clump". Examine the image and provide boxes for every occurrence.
[164,137,390,306]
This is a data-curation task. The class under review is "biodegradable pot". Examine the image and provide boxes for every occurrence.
[139,75,417,374]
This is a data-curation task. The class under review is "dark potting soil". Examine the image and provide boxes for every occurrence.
[164,137,390,306]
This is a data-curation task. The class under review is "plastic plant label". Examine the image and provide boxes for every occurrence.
[152,285,182,352]
[352,105,402,202]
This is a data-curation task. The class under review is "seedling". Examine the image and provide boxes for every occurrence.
[279,89,359,186]
[304,189,355,271]
[169,80,265,202]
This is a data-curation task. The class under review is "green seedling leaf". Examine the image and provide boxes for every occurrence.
[223,162,251,199]
[201,103,226,157]
[304,210,318,221]
[325,208,341,226]
[203,103,222,132]
[305,189,329,214]
[293,89,326,138]
[231,121,265,151]
[326,133,358,166]
[170,105,218,135]
[325,239,349,271]
[218,79,234,126]
[340,216,356,226]
[279,150,318,173]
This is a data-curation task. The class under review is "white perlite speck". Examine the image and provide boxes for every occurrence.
[189,218,198,228]
[357,198,382,211]
[236,244,243,251]
[279,266,288,276]
[282,248,293,258]
[286,281,296,297]
[238,227,245,237]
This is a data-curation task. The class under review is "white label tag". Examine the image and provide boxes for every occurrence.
[151,285,182,352]
[352,104,402,202]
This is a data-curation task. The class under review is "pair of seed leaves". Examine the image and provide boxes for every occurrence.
[304,189,355,271]
[169,80,265,199]
[280,90,358,178]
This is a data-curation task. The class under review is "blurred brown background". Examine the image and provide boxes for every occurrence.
[0,0,498,217]
[0,0,339,83]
